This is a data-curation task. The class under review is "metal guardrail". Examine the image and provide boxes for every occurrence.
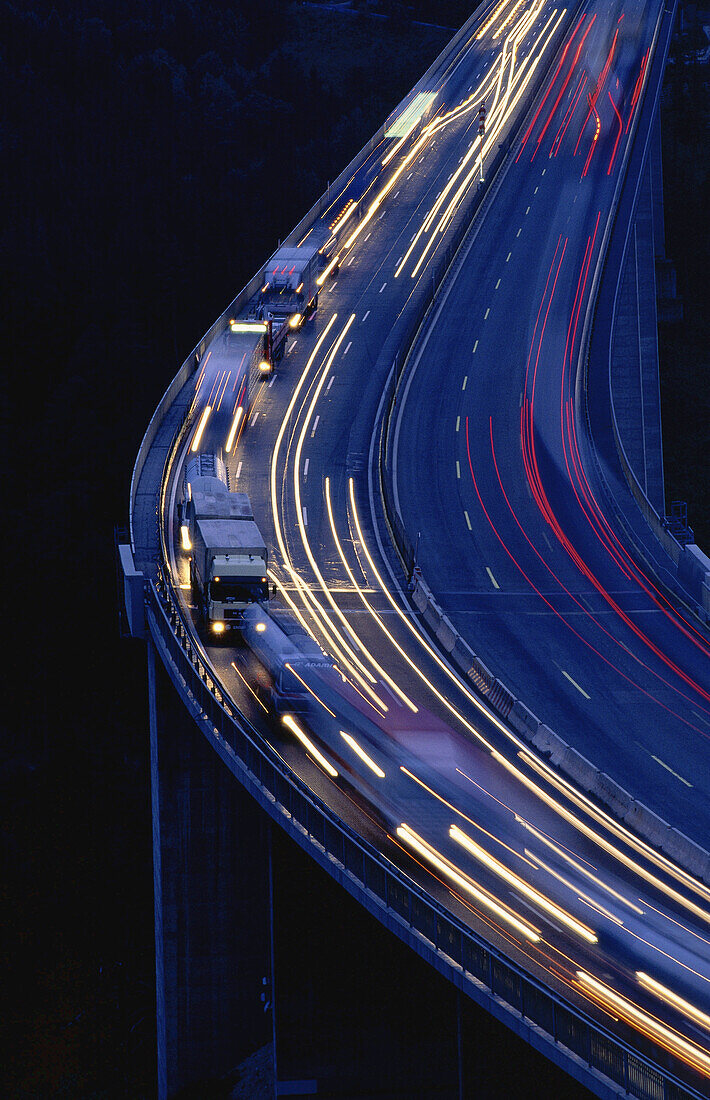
[129,0,493,555]
[147,570,704,1100]
[134,3,706,1096]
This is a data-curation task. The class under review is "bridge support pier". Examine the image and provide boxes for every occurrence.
[148,640,273,1098]
[271,826,594,1100]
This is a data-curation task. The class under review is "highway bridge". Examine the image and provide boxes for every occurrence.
[121,1,710,1096]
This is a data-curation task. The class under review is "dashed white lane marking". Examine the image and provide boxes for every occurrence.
[561,669,590,699]
[495,278,501,289]
[456,415,460,432]
[506,251,512,262]
[396,256,403,266]
[519,390,524,407]
[484,307,490,319]
[462,375,468,390]
[516,227,522,237]
[236,461,243,479]
[394,190,400,198]
[365,232,371,241]
[362,310,370,322]
[329,281,338,292]
[326,375,335,391]
[651,755,693,788]
[303,458,309,478]
[692,710,710,730]
[534,186,538,194]
[473,339,479,353]
[289,339,298,352]
[379,282,387,293]
[486,566,500,589]
[407,172,413,179]
[542,531,553,552]
[456,460,461,479]
[542,168,546,175]
[347,256,355,266]
[268,375,276,388]
[343,341,352,356]
[464,510,473,530]
[379,210,386,220]
[311,415,320,438]
[525,205,530,215]
[303,506,308,526]
[250,411,259,426]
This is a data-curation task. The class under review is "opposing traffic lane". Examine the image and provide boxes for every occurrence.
[392,0,710,846]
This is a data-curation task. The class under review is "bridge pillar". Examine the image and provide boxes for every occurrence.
[270,827,594,1100]
[148,640,273,1098]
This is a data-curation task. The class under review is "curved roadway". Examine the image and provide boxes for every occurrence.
[159,0,710,1092]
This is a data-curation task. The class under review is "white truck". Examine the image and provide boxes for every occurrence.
[183,454,269,635]
[251,243,322,363]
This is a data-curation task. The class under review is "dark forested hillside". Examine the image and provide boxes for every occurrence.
[0,1,705,1096]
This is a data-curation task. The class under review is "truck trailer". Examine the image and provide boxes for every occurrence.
[183,454,269,635]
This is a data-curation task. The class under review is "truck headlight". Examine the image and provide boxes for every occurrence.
[212,621,225,634]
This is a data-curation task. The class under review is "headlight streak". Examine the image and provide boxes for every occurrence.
[283,714,339,778]
[439,6,566,222]
[396,825,541,943]
[316,253,340,286]
[225,405,244,453]
[190,404,212,452]
[284,662,337,717]
[403,5,567,279]
[488,750,710,926]
[518,750,710,911]
[324,477,419,713]
[230,660,269,714]
[267,314,386,705]
[266,571,385,718]
[340,731,386,778]
[449,824,598,943]
[285,315,395,712]
[400,765,538,870]
[332,663,390,717]
[576,972,710,1078]
[340,51,501,258]
[225,7,710,1072]
[643,900,710,950]
[524,850,624,927]
[268,563,385,711]
[477,0,520,41]
[346,480,710,932]
[517,818,644,915]
[636,972,710,1034]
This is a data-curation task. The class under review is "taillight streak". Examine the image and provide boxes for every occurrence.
[529,14,596,162]
[517,13,587,162]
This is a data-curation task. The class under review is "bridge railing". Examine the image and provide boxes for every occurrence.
[147,569,704,1100]
[137,2,707,1095]
[129,0,492,555]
